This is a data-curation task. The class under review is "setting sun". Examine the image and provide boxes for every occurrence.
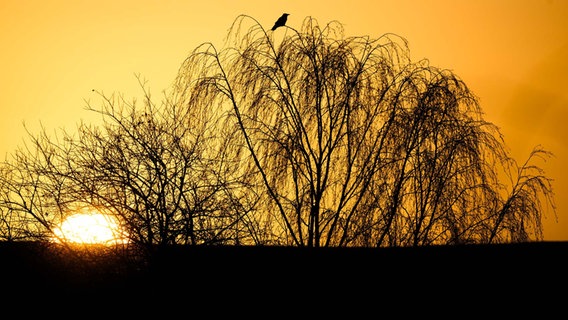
[54,213,127,245]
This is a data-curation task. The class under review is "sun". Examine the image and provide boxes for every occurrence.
[53,212,128,245]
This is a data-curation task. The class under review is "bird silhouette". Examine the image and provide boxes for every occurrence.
[271,13,289,31]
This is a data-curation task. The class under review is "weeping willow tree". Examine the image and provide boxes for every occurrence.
[173,15,555,247]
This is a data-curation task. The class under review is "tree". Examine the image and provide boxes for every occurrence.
[0,75,266,252]
[0,125,70,242]
[173,15,556,246]
[75,76,265,249]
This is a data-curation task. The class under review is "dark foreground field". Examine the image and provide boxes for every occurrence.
[1,241,567,315]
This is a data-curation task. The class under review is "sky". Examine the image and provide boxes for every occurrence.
[1,0,567,241]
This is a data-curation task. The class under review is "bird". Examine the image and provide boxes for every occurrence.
[271,13,289,31]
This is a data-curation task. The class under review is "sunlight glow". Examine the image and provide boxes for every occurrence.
[53,213,128,245]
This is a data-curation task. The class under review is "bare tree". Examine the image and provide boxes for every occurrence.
[70,76,266,250]
[173,15,556,246]
[0,75,265,252]
[0,125,73,242]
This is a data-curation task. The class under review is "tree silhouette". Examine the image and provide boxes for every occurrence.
[0,15,556,248]
[74,77,262,250]
[0,124,70,242]
[174,15,556,246]
[0,75,265,252]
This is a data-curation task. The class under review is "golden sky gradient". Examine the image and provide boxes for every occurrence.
[1,0,567,240]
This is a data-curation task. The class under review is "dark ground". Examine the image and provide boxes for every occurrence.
[1,241,566,316]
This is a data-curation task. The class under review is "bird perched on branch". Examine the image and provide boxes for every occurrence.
[271,13,289,31]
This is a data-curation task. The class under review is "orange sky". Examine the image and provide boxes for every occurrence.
[1,0,567,240]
